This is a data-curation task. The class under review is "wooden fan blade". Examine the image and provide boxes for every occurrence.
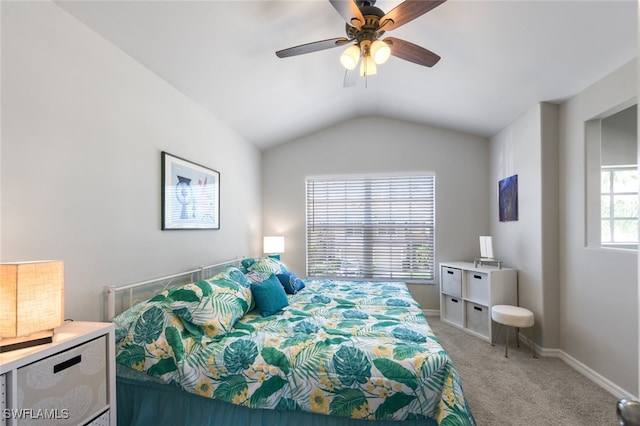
[379,0,447,31]
[385,37,441,67]
[329,0,364,30]
[276,37,351,58]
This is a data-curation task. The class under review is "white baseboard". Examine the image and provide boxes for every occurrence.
[423,309,440,317]
[558,348,636,400]
[430,309,636,400]
[516,336,635,399]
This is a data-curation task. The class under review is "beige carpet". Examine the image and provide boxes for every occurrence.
[428,316,620,425]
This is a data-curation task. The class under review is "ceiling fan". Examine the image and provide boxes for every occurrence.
[275,0,447,83]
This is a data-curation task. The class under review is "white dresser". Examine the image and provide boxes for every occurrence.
[439,261,517,342]
[0,322,116,426]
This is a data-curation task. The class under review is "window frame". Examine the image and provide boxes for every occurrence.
[584,100,638,251]
[600,165,639,248]
[305,172,436,284]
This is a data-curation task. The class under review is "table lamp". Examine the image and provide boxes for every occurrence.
[0,261,64,352]
[263,236,285,260]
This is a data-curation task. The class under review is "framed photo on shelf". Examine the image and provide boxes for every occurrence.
[161,151,220,230]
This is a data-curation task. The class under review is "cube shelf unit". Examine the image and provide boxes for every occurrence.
[439,261,517,342]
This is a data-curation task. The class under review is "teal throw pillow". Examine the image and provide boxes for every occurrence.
[251,274,289,317]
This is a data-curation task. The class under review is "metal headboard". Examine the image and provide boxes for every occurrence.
[104,258,244,321]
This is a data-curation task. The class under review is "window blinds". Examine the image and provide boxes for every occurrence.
[306,174,435,283]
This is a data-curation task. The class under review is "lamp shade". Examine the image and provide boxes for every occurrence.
[359,55,377,76]
[263,236,285,254]
[370,40,391,64]
[340,44,361,70]
[0,261,64,338]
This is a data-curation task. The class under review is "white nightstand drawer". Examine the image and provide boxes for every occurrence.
[1,374,6,426]
[441,266,462,297]
[86,409,110,426]
[443,295,463,326]
[465,271,489,304]
[465,302,489,337]
[16,336,107,425]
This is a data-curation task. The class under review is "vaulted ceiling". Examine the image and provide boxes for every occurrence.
[56,0,638,150]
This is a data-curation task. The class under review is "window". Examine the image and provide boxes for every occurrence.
[305,173,435,283]
[585,102,637,249]
[601,165,638,246]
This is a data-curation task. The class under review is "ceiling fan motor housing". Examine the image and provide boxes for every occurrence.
[345,4,386,44]
[355,0,377,8]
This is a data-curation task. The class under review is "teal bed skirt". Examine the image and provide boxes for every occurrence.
[116,365,438,426]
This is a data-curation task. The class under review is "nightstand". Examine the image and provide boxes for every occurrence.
[0,321,116,426]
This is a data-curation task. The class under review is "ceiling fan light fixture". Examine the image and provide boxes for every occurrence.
[359,54,377,76]
[370,39,391,64]
[340,44,361,70]
[275,0,447,84]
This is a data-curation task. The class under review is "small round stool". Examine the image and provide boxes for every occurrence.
[491,305,537,358]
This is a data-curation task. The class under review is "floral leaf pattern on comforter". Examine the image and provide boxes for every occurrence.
[114,279,475,425]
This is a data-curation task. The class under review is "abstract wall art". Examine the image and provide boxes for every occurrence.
[499,174,518,222]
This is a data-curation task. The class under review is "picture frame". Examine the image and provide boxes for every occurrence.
[498,174,518,222]
[161,151,220,230]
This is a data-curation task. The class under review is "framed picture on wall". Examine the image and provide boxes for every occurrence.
[498,174,518,222]
[161,151,220,230]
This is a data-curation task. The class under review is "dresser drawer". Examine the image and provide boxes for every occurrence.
[17,336,107,425]
[465,302,489,338]
[1,374,6,426]
[443,295,463,326]
[441,266,462,297]
[86,409,110,426]
[465,271,489,304]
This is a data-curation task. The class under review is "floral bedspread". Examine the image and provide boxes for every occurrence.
[114,278,475,425]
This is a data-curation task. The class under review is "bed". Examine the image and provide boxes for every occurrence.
[106,257,475,425]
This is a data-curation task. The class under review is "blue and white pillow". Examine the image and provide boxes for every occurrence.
[276,272,305,295]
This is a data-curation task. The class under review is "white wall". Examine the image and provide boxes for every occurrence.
[490,102,560,349]
[0,1,262,322]
[2,0,636,400]
[490,61,638,397]
[262,116,490,310]
[601,105,637,166]
[559,59,638,396]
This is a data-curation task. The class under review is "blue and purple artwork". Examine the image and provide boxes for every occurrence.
[499,175,518,222]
